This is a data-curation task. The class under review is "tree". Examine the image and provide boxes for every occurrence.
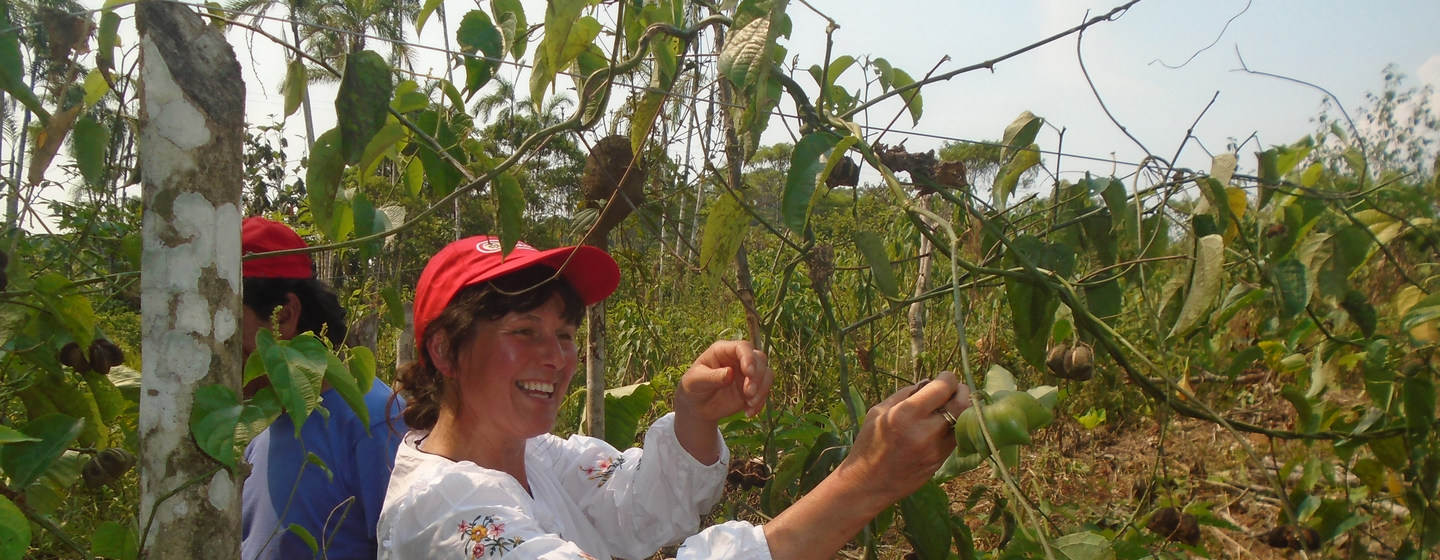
[134,1,246,555]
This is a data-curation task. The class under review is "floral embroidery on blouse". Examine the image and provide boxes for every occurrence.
[582,455,625,487]
[457,514,524,558]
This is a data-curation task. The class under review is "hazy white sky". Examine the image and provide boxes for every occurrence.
[776,0,1440,178]
[231,0,1440,184]
[39,0,1437,228]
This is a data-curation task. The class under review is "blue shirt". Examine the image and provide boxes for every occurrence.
[242,378,406,560]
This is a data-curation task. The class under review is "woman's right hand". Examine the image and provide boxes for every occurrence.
[760,371,973,560]
[838,370,970,503]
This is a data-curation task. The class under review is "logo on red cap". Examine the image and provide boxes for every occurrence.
[476,239,536,254]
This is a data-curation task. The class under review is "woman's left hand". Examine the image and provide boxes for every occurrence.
[674,340,773,422]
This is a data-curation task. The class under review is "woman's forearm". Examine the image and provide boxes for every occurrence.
[761,461,896,560]
[672,410,723,465]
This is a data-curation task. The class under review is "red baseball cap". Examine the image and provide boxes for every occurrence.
[413,236,619,355]
[241,217,314,279]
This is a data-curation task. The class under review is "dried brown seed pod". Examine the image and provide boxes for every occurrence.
[581,135,647,241]
[82,448,137,488]
[90,339,125,374]
[1149,507,1200,545]
[727,457,771,490]
[1046,344,1070,377]
[1171,513,1201,546]
[1260,525,1321,551]
[1063,345,1095,381]
[60,342,91,372]
[824,155,860,188]
[1146,507,1180,537]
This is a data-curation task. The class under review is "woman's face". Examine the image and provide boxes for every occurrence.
[451,293,579,441]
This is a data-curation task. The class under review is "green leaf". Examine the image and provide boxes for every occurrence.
[1341,290,1377,338]
[1362,339,1394,410]
[1280,385,1319,433]
[495,172,525,254]
[0,414,83,488]
[97,10,120,72]
[404,156,425,198]
[992,143,1040,209]
[288,523,319,554]
[356,121,406,177]
[1273,257,1309,320]
[630,89,664,154]
[899,481,951,560]
[889,67,923,125]
[35,273,97,349]
[71,116,109,185]
[530,0,592,105]
[411,110,464,197]
[782,132,841,233]
[348,346,377,398]
[1403,373,1435,437]
[575,41,609,85]
[983,364,1018,394]
[335,50,393,165]
[352,193,381,260]
[1004,236,1076,369]
[0,495,30,560]
[254,331,328,436]
[699,194,749,291]
[190,384,254,467]
[0,1,49,124]
[303,452,334,483]
[1000,111,1044,158]
[853,231,900,302]
[602,382,655,448]
[82,68,110,107]
[798,431,844,494]
[82,370,126,424]
[458,10,504,95]
[1170,234,1225,337]
[933,450,984,482]
[1084,272,1122,325]
[491,0,527,60]
[0,426,38,444]
[1053,531,1114,560]
[324,350,370,431]
[390,81,429,114]
[1096,177,1130,233]
[415,0,445,33]
[281,60,307,119]
[305,128,346,240]
[381,287,407,328]
[91,521,138,560]
[717,0,788,93]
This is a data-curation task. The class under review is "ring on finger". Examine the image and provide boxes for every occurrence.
[940,409,958,426]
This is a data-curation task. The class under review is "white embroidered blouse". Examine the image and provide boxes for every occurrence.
[377,413,772,560]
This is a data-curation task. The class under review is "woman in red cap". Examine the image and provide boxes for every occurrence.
[378,236,969,560]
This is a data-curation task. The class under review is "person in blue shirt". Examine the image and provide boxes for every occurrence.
[238,216,406,560]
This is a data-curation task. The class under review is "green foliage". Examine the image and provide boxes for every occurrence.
[9,0,1440,556]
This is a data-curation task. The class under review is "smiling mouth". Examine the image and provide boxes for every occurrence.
[517,381,557,398]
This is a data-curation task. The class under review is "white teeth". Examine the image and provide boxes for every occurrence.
[518,381,556,394]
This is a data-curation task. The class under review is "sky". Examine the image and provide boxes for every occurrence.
[24,0,1440,228]
[231,0,1440,185]
[776,0,1440,179]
